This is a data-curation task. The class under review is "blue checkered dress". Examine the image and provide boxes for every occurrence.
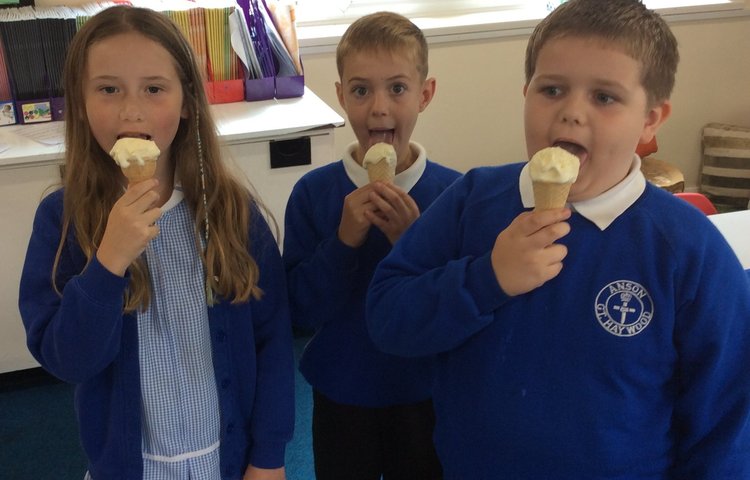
[137,189,221,479]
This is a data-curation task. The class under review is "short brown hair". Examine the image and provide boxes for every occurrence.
[336,11,429,80]
[525,0,679,107]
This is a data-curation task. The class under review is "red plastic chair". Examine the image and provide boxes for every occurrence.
[674,192,718,215]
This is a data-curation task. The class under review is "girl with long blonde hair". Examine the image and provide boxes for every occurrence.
[19,6,293,479]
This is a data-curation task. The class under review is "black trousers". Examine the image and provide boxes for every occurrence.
[312,390,443,480]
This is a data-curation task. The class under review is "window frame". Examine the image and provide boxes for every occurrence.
[295,0,528,26]
[295,0,750,54]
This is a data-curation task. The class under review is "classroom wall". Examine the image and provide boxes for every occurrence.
[301,15,750,190]
[4,7,746,374]
[35,1,750,186]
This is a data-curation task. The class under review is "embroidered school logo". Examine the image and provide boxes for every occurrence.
[594,280,654,337]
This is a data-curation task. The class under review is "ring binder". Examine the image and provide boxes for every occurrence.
[0,0,305,122]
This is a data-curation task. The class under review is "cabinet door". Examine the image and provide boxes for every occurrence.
[0,164,61,373]
[0,129,337,373]
[221,130,336,247]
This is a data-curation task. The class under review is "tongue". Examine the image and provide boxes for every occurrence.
[371,131,394,146]
[554,141,585,158]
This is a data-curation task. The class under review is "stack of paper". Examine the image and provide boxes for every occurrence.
[235,0,303,80]
[204,6,242,82]
[266,0,302,76]
[0,0,305,114]
[165,7,210,80]
[33,6,77,98]
[0,7,48,101]
[158,1,244,84]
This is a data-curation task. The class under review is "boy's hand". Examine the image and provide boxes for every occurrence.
[97,179,162,277]
[338,184,377,248]
[365,181,420,245]
[491,209,571,296]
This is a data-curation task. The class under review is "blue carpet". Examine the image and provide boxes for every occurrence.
[0,379,86,479]
[288,335,315,480]
[0,336,314,479]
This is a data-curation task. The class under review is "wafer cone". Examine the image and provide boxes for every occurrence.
[121,158,157,184]
[110,137,160,184]
[367,158,395,183]
[533,181,573,210]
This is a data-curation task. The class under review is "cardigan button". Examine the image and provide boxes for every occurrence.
[221,378,231,389]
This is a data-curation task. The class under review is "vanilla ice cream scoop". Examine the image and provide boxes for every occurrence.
[529,146,580,184]
[109,137,160,184]
[363,142,397,183]
[528,146,580,210]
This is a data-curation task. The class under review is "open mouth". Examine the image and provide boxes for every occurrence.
[553,140,586,159]
[117,133,152,140]
[369,129,394,146]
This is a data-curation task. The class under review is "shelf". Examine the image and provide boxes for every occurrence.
[0,87,344,170]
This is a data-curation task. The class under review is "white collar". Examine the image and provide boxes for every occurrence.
[162,184,184,212]
[342,141,427,192]
[519,155,646,230]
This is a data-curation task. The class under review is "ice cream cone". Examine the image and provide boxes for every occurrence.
[121,158,158,184]
[367,158,395,183]
[363,142,397,184]
[109,137,160,185]
[528,146,580,210]
[532,181,573,210]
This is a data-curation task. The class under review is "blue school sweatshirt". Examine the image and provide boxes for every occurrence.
[368,161,750,479]
[19,189,295,480]
[283,144,460,407]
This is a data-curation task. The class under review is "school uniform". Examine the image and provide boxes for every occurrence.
[367,158,750,479]
[283,142,460,478]
[20,189,295,480]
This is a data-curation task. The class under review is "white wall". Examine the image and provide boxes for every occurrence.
[301,15,750,189]
[3,11,748,374]
[35,2,750,186]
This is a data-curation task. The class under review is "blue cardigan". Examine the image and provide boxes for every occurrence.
[368,163,750,479]
[283,158,460,407]
[19,190,295,480]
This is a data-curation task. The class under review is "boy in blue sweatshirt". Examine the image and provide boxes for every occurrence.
[367,0,750,478]
[283,11,460,480]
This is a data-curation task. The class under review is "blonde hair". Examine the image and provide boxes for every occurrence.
[525,0,679,107]
[57,5,262,311]
[336,11,429,81]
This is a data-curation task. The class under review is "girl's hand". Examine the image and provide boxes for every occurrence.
[243,465,286,480]
[364,181,420,245]
[96,179,162,276]
[491,208,571,296]
[338,184,376,248]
